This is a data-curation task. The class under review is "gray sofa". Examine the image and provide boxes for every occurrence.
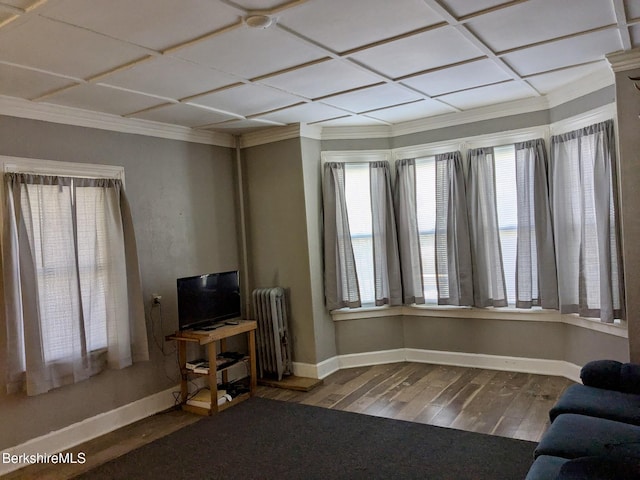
[525,360,640,479]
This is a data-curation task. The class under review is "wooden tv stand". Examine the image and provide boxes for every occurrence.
[166,320,257,415]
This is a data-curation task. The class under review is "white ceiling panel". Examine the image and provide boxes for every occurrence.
[365,99,456,123]
[437,81,535,111]
[228,0,287,10]
[260,59,382,99]
[440,0,513,18]
[201,118,286,134]
[255,102,347,124]
[322,83,423,113]
[526,62,611,95]
[0,63,77,99]
[173,25,324,79]
[0,0,629,135]
[129,103,239,127]
[467,0,616,53]
[350,26,483,79]
[313,115,389,127]
[401,59,512,96]
[627,0,640,19]
[503,29,623,77]
[0,16,149,79]
[279,0,441,53]
[41,0,241,51]
[101,57,238,101]
[189,84,302,116]
[631,24,640,47]
[43,84,167,116]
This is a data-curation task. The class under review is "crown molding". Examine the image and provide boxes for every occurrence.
[319,125,392,140]
[0,96,234,147]
[319,96,550,142]
[545,66,614,107]
[607,47,640,72]
[239,123,304,148]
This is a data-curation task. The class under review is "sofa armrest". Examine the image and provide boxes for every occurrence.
[581,360,640,394]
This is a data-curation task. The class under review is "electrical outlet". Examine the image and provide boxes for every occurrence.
[152,294,162,305]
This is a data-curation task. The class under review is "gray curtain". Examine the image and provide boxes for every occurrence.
[3,173,148,396]
[394,159,425,304]
[466,147,508,307]
[514,139,558,309]
[369,162,402,306]
[435,152,473,305]
[550,120,624,322]
[323,162,361,310]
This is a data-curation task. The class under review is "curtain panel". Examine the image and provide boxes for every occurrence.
[434,152,473,306]
[550,120,624,322]
[465,147,508,307]
[394,159,425,304]
[514,139,559,309]
[3,173,148,396]
[369,162,403,306]
[322,162,361,310]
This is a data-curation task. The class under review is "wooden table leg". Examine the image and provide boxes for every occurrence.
[248,329,257,395]
[178,341,188,404]
[208,340,218,414]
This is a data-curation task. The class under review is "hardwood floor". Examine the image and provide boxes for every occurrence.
[3,363,574,479]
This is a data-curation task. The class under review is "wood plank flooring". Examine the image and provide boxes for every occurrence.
[3,363,574,479]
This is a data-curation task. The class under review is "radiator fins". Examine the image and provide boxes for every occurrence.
[252,287,292,381]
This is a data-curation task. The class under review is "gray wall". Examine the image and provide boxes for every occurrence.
[0,115,237,450]
[300,137,336,362]
[614,68,640,362]
[241,138,319,365]
[335,315,628,365]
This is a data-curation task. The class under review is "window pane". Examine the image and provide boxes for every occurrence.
[344,164,375,304]
[415,157,437,303]
[494,145,518,305]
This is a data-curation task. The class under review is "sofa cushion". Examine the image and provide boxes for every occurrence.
[621,363,640,394]
[581,360,623,390]
[555,456,640,480]
[535,414,640,460]
[549,384,640,425]
[524,455,567,480]
[581,360,640,394]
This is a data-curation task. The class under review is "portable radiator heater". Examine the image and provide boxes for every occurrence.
[252,287,292,381]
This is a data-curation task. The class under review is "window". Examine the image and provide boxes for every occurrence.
[3,157,149,396]
[324,118,622,323]
[493,145,519,305]
[413,147,520,305]
[27,179,111,361]
[414,157,437,302]
[344,163,375,304]
[323,159,401,310]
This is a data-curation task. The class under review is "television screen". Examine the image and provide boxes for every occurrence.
[177,270,241,330]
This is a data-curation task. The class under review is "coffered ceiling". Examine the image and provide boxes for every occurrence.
[0,0,637,135]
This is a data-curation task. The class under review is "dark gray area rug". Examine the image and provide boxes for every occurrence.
[75,397,535,479]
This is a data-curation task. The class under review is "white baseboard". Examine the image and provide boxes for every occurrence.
[307,348,582,383]
[293,356,340,380]
[404,349,581,383]
[0,386,180,476]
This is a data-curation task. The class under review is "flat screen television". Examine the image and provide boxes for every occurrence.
[177,270,241,331]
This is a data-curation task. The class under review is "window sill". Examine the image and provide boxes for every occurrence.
[330,305,628,338]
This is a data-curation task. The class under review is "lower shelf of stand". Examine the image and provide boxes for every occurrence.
[182,392,251,416]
